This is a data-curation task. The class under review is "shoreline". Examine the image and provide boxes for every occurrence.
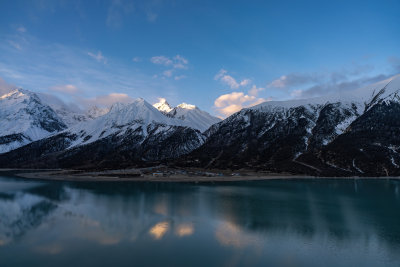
[1,169,399,182]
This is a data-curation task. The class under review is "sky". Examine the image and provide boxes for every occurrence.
[0,0,399,117]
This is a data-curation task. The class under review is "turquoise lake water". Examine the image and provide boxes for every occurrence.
[0,175,399,267]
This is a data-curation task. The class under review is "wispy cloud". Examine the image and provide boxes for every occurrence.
[151,55,173,66]
[88,51,107,64]
[389,56,400,73]
[214,69,251,89]
[265,63,394,99]
[0,34,179,108]
[267,64,376,91]
[132,57,141,62]
[7,40,22,50]
[17,26,26,33]
[290,74,392,99]
[248,85,264,96]
[174,75,186,80]
[0,77,16,96]
[163,69,174,77]
[150,55,188,69]
[151,55,189,78]
[144,0,164,22]
[80,93,134,108]
[106,0,134,29]
[267,73,322,88]
[50,84,79,94]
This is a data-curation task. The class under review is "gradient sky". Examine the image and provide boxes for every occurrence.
[0,0,399,117]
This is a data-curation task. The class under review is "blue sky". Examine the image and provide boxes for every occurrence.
[0,0,399,117]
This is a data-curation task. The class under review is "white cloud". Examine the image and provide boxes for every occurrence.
[81,93,134,108]
[88,51,107,64]
[214,69,251,89]
[151,55,189,69]
[214,91,266,117]
[290,89,303,98]
[267,75,287,88]
[174,55,188,65]
[50,84,78,94]
[221,75,240,89]
[214,69,227,80]
[248,85,264,96]
[132,57,141,62]
[8,40,22,50]
[151,56,173,66]
[174,75,186,80]
[151,55,189,78]
[17,26,26,33]
[163,69,174,77]
[240,79,251,87]
[106,0,134,29]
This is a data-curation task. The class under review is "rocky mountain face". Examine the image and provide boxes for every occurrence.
[35,92,89,126]
[179,74,400,176]
[153,99,221,132]
[0,98,206,169]
[1,75,400,176]
[0,89,67,153]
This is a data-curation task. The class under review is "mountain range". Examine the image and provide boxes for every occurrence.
[1,74,400,176]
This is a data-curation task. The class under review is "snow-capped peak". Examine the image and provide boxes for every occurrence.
[154,98,221,131]
[0,88,66,153]
[1,88,36,100]
[153,98,173,113]
[248,73,400,113]
[177,102,196,110]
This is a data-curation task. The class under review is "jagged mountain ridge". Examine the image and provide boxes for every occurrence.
[153,99,221,132]
[0,88,219,168]
[0,89,67,153]
[0,98,206,169]
[1,74,400,176]
[180,74,400,176]
[0,89,110,153]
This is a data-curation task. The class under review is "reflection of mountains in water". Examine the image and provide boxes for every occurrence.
[0,179,400,249]
[203,180,400,247]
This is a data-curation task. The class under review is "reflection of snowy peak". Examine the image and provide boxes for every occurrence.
[153,99,221,132]
[0,89,67,153]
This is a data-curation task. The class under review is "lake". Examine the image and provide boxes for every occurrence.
[0,175,399,267]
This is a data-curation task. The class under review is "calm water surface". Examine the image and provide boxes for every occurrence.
[0,175,400,267]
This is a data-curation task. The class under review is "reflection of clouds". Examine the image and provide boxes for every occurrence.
[215,222,261,249]
[153,201,168,216]
[82,229,122,245]
[57,213,123,246]
[175,223,194,237]
[34,244,63,255]
[149,222,169,240]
